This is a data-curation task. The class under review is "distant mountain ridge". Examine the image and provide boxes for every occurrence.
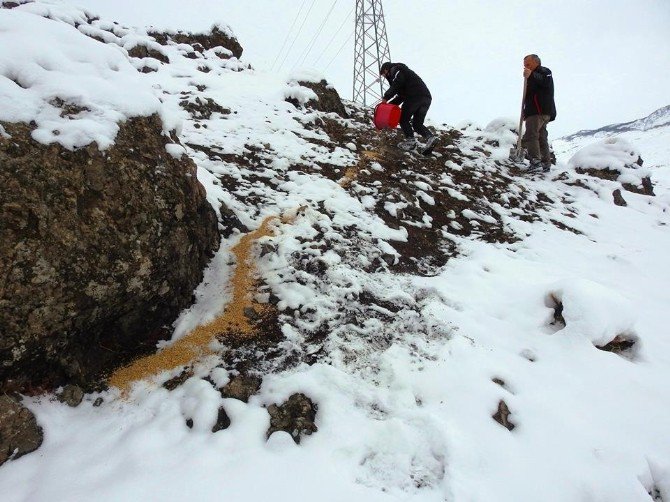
[561,104,670,141]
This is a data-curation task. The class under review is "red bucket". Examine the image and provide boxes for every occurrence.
[373,102,401,129]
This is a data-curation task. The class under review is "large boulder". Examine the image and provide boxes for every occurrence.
[284,71,347,118]
[0,114,220,393]
[297,80,348,118]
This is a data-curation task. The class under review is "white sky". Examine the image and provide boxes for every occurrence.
[71,0,670,137]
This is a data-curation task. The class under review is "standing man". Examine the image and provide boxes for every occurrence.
[522,54,556,172]
[380,62,438,153]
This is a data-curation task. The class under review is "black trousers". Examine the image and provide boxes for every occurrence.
[399,96,432,138]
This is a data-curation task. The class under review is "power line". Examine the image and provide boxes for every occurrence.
[277,0,318,71]
[294,0,340,69]
[324,30,353,71]
[312,6,354,67]
[271,0,309,71]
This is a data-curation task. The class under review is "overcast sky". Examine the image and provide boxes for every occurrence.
[72,0,669,137]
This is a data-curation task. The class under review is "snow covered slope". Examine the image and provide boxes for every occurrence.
[1,2,670,502]
[555,105,670,172]
[561,105,670,142]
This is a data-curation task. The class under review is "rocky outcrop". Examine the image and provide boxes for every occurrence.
[149,26,243,59]
[0,395,43,466]
[297,80,348,118]
[0,114,219,393]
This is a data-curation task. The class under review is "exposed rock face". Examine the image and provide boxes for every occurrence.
[297,80,348,118]
[0,114,219,393]
[0,395,43,466]
[149,26,243,59]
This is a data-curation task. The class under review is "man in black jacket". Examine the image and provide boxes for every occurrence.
[380,62,437,152]
[522,54,556,172]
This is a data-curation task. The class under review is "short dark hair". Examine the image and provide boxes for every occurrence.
[380,62,393,74]
[525,54,541,65]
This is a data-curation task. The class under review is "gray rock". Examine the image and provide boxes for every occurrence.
[0,114,219,393]
[266,393,317,444]
[0,395,43,466]
[57,385,84,407]
[613,189,627,207]
[211,407,231,433]
[221,375,262,403]
[492,399,515,431]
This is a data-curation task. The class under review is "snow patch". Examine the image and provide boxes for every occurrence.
[0,7,163,149]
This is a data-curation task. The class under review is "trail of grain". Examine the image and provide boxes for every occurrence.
[340,150,382,187]
[109,216,278,392]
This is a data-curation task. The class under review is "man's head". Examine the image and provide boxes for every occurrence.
[523,54,541,71]
[380,62,393,77]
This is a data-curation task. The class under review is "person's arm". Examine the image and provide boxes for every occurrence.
[382,69,406,101]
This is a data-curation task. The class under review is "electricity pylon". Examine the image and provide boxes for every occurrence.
[352,0,391,107]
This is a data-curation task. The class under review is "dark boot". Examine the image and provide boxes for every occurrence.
[398,138,418,151]
[421,135,439,155]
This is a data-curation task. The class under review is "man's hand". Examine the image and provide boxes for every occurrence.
[382,99,387,104]
[523,68,532,78]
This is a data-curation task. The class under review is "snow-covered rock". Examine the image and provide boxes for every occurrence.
[566,136,654,197]
[569,136,642,172]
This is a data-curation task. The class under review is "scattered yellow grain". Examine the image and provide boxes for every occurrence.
[109,216,279,393]
[340,151,383,188]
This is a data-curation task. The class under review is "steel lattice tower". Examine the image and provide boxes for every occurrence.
[353,0,391,107]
